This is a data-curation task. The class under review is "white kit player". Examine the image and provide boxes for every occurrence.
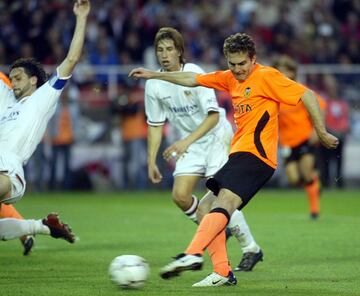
[144,27,263,271]
[0,0,91,244]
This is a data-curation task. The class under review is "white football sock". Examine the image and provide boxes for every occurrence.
[0,218,50,240]
[227,210,260,253]
[184,195,199,223]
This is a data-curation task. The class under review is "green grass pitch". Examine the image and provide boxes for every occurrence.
[0,189,359,296]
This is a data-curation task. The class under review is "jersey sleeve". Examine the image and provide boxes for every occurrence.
[195,71,230,92]
[260,68,306,106]
[29,68,70,112]
[144,81,166,126]
[196,85,219,113]
[47,67,71,90]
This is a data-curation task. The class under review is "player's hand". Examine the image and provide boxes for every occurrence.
[128,68,155,80]
[318,132,339,149]
[74,0,90,17]
[148,164,162,183]
[163,139,190,162]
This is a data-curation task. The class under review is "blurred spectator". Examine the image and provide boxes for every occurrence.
[320,74,350,188]
[111,85,148,190]
[48,85,80,190]
[24,141,47,192]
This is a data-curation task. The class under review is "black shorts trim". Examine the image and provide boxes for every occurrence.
[206,152,274,210]
[284,140,315,164]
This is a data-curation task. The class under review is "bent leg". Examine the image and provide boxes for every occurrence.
[172,175,201,222]
[0,174,12,203]
[0,218,49,240]
[0,203,31,250]
[198,191,260,252]
[186,188,242,255]
[0,204,24,219]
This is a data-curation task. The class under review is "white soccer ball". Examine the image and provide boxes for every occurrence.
[109,255,150,289]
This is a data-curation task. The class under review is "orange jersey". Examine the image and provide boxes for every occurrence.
[0,71,12,88]
[279,92,326,147]
[196,64,306,168]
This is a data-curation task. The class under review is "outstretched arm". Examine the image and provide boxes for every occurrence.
[57,0,90,78]
[301,89,338,149]
[129,68,199,87]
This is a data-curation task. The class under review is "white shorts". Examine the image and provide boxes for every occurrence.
[0,152,26,204]
[174,122,233,178]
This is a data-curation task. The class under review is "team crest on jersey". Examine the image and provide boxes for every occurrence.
[184,90,192,98]
[244,87,251,98]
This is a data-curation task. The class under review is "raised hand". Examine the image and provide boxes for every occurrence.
[73,0,90,17]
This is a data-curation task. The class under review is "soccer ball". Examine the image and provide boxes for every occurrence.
[108,255,150,289]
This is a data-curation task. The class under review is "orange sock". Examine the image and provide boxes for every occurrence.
[304,176,320,214]
[207,230,231,277]
[0,204,24,219]
[185,211,229,255]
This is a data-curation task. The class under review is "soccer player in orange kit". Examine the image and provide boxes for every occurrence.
[274,55,326,219]
[129,33,338,287]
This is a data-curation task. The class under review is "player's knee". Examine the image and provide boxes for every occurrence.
[0,176,12,202]
[171,191,192,211]
[214,189,242,215]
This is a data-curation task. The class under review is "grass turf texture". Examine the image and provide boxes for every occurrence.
[0,190,359,296]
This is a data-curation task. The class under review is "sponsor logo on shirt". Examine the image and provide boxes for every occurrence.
[0,110,20,123]
[184,90,192,99]
[233,103,252,115]
[168,104,199,114]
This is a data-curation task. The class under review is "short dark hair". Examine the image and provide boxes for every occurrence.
[272,55,298,74]
[10,57,47,87]
[154,27,186,64]
[223,33,256,59]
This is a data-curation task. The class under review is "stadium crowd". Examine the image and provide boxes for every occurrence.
[1,0,359,66]
[0,0,358,191]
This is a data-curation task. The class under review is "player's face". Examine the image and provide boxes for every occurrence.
[156,39,181,72]
[226,52,256,82]
[9,67,37,100]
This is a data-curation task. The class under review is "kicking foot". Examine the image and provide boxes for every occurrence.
[192,271,237,287]
[160,253,203,279]
[234,249,263,271]
[42,213,75,243]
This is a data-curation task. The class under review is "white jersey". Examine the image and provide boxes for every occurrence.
[0,78,16,116]
[0,69,69,165]
[145,63,228,144]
